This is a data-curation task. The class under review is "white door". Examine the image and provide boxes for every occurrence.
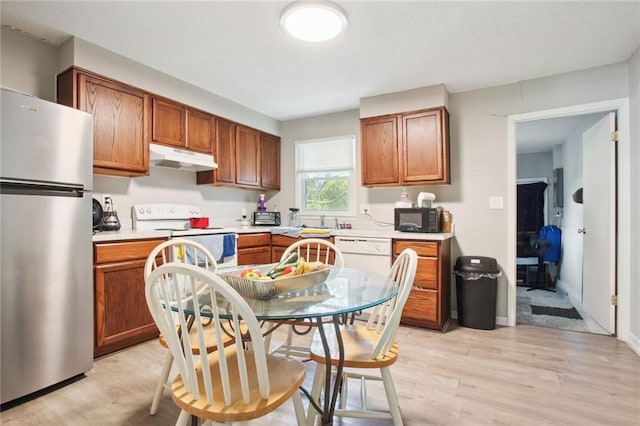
[582,112,616,333]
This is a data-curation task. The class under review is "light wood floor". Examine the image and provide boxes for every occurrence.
[1,322,638,425]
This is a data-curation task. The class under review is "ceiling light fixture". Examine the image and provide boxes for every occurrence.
[280,1,347,42]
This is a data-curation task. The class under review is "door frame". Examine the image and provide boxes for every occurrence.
[506,99,631,340]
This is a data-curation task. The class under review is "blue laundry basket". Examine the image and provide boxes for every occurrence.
[539,225,561,262]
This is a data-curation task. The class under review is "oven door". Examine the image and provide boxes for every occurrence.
[176,233,238,272]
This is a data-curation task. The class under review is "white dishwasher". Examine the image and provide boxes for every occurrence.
[334,236,392,276]
[335,236,393,321]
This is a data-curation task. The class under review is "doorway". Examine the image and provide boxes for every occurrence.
[506,99,631,337]
[515,113,613,335]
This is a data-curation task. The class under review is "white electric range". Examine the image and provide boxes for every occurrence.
[132,203,238,270]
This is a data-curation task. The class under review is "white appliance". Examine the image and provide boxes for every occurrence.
[334,237,392,276]
[132,203,238,271]
[1,87,94,404]
[335,236,392,320]
[149,143,218,172]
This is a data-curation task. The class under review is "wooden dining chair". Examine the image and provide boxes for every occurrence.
[266,238,345,359]
[145,238,228,416]
[305,248,418,426]
[145,262,307,425]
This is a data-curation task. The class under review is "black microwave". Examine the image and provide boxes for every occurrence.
[252,211,281,226]
[394,208,442,233]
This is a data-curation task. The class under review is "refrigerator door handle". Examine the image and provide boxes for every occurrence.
[1,179,86,197]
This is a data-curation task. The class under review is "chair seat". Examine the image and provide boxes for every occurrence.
[171,347,306,423]
[158,321,237,355]
[309,324,399,369]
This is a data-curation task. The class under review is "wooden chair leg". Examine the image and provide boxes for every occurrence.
[292,389,306,426]
[380,367,403,426]
[306,363,325,426]
[176,409,191,426]
[150,351,174,415]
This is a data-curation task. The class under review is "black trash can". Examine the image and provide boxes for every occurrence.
[454,256,501,330]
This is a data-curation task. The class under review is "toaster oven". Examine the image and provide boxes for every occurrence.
[252,211,281,226]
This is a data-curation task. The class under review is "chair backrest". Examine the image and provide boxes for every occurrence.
[145,262,271,406]
[280,238,344,267]
[366,248,417,359]
[144,238,218,278]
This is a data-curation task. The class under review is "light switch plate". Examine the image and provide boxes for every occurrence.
[489,196,504,209]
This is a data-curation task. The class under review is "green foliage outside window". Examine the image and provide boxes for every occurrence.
[303,172,349,211]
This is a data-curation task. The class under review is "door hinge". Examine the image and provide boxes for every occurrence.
[611,295,618,306]
[611,131,619,142]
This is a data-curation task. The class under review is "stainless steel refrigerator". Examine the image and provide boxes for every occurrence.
[1,87,94,404]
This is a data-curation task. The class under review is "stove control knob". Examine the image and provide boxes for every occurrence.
[169,207,175,214]
[138,207,145,215]
[146,207,152,214]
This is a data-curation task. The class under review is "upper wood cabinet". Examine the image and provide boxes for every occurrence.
[360,107,450,187]
[58,66,277,186]
[57,67,150,177]
[235,125,261,187]
[198,120,280,191]
[207,117,236,185]
[151,97,213,154]
[260,133,281,190]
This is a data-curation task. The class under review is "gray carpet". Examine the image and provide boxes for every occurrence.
[516,286,590,332]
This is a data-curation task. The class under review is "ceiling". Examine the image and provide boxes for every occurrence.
[517,112,606,154]
[2,1,639,125]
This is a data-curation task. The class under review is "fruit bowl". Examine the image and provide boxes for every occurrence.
[219,264,333,299]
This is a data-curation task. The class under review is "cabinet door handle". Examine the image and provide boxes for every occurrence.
[578,228,586,234]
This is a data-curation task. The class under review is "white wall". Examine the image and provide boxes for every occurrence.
[628,48,640,348]
[0,27,58,101]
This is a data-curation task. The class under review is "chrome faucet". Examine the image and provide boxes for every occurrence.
[320,214,325,228]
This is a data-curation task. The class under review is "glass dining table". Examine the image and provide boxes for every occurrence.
[180,266,397,426]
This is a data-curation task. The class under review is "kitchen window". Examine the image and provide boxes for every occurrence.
[295,135,356,217]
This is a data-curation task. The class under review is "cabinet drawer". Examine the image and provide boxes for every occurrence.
[238,246,272,265]
[271,234,298,247]
[394,240,439,257]
[415,257,438,289]
[401,287,438,323]
[95,239,166,264]
[237,233,271,248]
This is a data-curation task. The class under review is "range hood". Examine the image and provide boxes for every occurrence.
[149,143,217,172]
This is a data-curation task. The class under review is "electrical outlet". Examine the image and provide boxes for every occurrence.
[103,194,111,205]
[489,196,504,209]
[360,204,370,214]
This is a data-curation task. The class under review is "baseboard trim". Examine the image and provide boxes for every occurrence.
[625,331,640,356]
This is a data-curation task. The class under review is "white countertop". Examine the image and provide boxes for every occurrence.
[93,226,454,242]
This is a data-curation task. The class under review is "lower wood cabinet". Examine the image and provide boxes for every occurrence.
[393,239,451,331]
[93,238,166,357]
[271,235,335,263]
[237,232,272,265]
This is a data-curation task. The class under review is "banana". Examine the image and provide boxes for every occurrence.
[294,258,306,275]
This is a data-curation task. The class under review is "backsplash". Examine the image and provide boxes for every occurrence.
[92,167,261,229]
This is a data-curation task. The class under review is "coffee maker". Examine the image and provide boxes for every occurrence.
[100,196,121,231]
